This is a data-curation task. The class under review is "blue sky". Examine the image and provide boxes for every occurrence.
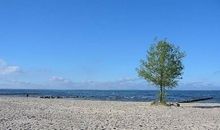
[0,0,220,90]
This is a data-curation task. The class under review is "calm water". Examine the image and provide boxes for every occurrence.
[0,89,220,103]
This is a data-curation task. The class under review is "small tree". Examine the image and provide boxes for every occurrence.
[137,39,185,104]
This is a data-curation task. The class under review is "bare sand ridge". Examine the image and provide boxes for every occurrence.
[0,97,220,130]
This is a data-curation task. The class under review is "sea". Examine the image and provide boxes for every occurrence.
[0,89,220,103]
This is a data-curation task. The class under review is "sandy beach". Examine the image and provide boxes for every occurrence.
[0,97,220,130]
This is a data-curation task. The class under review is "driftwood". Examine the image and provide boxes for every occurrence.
[178,97,213,103]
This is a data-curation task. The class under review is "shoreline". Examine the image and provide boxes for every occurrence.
[1,96,220,105]
[1,95,220,103]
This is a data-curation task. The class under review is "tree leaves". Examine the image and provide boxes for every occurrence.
[137,39,185,103]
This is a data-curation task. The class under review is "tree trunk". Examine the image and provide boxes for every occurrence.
[159,86,163,103]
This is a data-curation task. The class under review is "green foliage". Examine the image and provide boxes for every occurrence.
[137,39,185,104]
[151,100,169,106]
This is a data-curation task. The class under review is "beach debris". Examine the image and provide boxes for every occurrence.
[169,103,181,107]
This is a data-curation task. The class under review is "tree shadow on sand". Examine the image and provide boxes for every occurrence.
[192,106,220,109]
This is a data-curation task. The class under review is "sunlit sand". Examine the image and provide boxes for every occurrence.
[1,97,220,130]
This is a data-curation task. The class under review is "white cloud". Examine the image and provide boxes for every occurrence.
[47,76,150,90]
[177,81,220,90]
[49,76,72,84]
[0,59,21,75]
[0,79,41,89]
[0,75,219,90]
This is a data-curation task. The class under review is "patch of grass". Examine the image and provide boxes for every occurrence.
[151,101,169,106]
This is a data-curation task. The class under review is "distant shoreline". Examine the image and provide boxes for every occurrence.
[1,88,220,91]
